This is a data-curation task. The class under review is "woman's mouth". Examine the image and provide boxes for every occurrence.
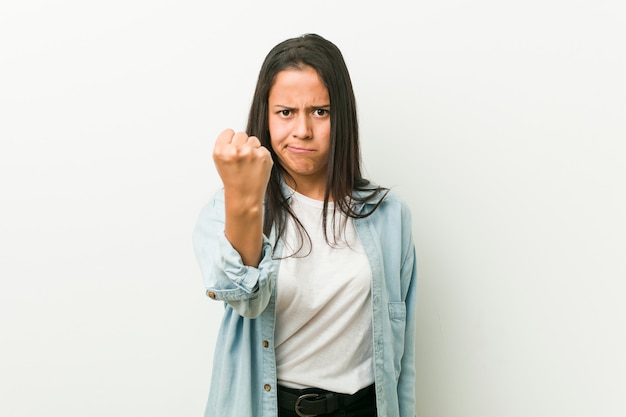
[287,146,313,154]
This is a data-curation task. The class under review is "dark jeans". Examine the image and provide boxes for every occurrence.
[278,384,377,417]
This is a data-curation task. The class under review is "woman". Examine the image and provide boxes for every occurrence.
[193,33,417,417]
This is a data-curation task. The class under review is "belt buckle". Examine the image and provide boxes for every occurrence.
[294,393,319,417]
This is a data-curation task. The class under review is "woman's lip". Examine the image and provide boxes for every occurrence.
[287,145,313,154]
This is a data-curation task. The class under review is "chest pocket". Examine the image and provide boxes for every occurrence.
[388,301,406,321]
[388,301,406,379]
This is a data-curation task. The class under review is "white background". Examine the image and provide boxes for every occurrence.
[1,1,625,416]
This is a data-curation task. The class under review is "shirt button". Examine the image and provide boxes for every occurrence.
[262,340,269,348]
[206,291,216,299]
[264,384,271,391]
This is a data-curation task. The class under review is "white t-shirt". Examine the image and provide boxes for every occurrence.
[275,190,374,394]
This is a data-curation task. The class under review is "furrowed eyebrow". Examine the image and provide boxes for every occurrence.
[272,104,330,110]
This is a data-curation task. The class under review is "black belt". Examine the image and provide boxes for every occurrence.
[278,384,374,417]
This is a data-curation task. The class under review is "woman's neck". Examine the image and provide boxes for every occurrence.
[282,175,331,201]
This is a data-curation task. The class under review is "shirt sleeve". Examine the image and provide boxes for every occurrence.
[398,244,418,417]
[192,190,276,318]
[398,200,418,417]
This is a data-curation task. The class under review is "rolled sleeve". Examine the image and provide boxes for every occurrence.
[192,190,277,318]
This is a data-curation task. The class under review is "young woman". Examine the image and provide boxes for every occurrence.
[193,33,417,417]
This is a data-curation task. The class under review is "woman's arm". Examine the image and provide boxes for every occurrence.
[192,129,276,318]
[212,128,273,267]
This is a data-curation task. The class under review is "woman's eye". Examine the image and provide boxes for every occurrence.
[279,110,291,116]
[315,109,329,116]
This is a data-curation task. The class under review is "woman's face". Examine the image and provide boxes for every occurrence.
[268,66,331,198]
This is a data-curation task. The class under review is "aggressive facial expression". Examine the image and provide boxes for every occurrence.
[268,66,331,198]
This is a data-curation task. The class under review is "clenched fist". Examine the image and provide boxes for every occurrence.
[213,129,273,207]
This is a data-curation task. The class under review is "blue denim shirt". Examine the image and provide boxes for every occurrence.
[193,186,417,417]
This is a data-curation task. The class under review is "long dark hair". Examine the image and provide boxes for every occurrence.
[246,33,388,252]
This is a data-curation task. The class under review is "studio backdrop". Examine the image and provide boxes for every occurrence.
[1,1,624,416]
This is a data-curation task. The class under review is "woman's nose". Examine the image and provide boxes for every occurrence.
[292,114,312,139]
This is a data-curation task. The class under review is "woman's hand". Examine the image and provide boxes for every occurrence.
[213,129,273,207]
